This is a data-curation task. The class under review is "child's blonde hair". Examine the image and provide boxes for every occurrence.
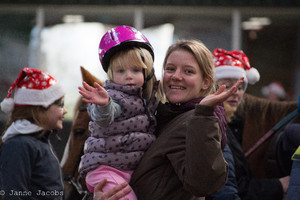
[107,47,160,102]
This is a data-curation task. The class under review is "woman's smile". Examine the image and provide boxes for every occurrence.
[163,49,209,104]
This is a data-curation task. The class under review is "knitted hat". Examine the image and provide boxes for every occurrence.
[0,67,65,114]
[213,48,260,88]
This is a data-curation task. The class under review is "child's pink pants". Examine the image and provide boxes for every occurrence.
[86,165,137,200]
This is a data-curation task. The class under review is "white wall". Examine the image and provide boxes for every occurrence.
[36,22,174,118]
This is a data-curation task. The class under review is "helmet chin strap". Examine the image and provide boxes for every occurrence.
[143,68,154,89]
[138,48,155,89]
[139,49,155,125]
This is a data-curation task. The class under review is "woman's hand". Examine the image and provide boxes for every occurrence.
[279,176,290,194]
[200,77,244,107]
[93,179,131,200]
[78,81,109,106]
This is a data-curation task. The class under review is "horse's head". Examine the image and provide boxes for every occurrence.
[60,66,103,199]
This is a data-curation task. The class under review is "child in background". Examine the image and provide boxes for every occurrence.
[0,67,66,200]
[78,25,160,199]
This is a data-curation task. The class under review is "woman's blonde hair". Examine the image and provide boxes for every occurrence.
[162,39,216,97]
[107,47,162,102]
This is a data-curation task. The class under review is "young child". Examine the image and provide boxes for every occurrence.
[0,67,67,200]
[78,25,160,199]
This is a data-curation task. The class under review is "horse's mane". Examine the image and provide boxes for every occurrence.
[235,93,298,178]
[237,93,298,152]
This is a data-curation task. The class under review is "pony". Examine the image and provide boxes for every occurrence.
[60,66,103,200]
[60,66,298,198]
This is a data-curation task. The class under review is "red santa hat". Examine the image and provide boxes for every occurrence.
[0,67,65,114]
[213,48,260,88]
[261,81,286,99]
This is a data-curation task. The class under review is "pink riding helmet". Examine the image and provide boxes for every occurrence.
[99,25,154,72]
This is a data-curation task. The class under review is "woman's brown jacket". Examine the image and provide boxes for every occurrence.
[130,104,228,200]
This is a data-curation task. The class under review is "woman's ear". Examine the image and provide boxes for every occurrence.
[201,77,211,90]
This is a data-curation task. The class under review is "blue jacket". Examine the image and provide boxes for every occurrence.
[207,144,240,200]
[286,146,300,200]
[228,115,284,200]
[0,132,64,200]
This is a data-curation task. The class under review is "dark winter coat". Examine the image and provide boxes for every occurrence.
[130,101,228,200]
[228,115,283,200]
[0,132,64,200]
[79,81,157,176]
[206,144,240,200]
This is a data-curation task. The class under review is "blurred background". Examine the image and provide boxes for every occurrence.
[1,1,300,127]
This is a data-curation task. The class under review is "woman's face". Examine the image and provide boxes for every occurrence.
[40,98,67,130]
[217,78,245,110]
[163,49,210,104]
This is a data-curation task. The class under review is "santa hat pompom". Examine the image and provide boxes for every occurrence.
[246,67,260,84]
[0,98,15,114]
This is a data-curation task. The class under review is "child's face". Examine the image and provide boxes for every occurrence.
[112,65,144,87]
[40,97,67,130]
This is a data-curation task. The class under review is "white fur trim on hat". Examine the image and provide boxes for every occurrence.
[0,98,15,114]
[14,83,65,108]
[215,65,248,85]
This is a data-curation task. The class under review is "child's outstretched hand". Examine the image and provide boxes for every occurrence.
[200,77,244,107]
[79,81,109,106]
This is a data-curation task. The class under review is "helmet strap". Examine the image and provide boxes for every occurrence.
[137,47,145,62]
[142,68,154,89]
[138,48,154,89]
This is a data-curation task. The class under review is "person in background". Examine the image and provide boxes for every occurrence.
[286,144,300,200]
[0,67,67,200]
[261,81,286,101]
[278,111,300,200]
[212,48,290,200]
[78,25,160,200]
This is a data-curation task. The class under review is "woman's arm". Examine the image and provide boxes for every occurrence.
[206,144,241,200]
[172,78,244,196]
[173,105,228,196]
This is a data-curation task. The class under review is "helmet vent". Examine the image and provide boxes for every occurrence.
[110,32,115,40]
